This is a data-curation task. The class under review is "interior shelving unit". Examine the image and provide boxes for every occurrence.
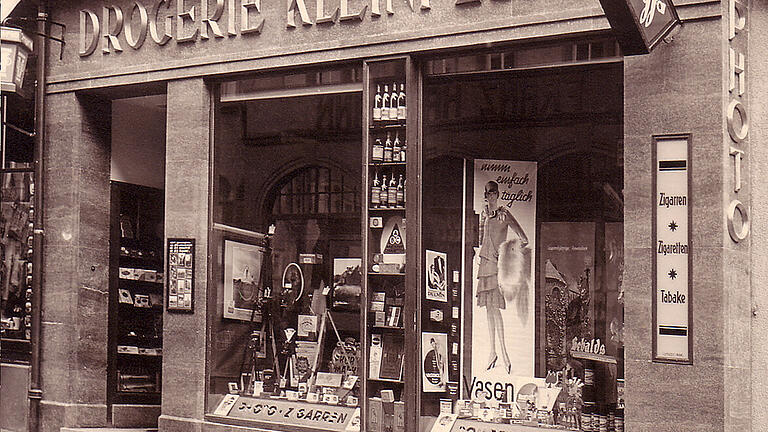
[108,181,164,407]
[362,56,419,432]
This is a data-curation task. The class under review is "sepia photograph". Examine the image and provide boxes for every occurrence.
[0,1,762,432]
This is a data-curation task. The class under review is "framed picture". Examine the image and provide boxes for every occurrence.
[425,249,448,302]
[223,239,268,321]
[331,258,362,311]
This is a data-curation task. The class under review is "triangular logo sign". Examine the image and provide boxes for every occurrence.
[383,224,405,254]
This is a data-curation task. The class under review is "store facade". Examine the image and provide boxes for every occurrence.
[16,0,768,432]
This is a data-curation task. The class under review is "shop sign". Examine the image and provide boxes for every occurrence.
[219,395,360,431]
[78,0,433,57]
[726,0,749,243]
[598,0,680,55]
[652,135,691,363]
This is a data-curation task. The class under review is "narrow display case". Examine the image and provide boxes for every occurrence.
[362,57,417,432]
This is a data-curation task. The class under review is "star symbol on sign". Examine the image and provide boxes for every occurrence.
[668,269,678,280]
[668,221,678,232]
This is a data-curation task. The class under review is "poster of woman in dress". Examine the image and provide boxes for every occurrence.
[471,159,537,398]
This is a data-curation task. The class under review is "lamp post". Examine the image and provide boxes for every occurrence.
[1,25,34,168]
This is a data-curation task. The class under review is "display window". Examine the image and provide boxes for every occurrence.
[0,168,35,361]
[0,79,37,362]
[419,58,624,431]
[207,43,623,432]
[208,65,366,430]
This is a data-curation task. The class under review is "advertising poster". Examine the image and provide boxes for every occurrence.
[422,332,448,392]
[223,240,267,320]
[167,238,194,312]
[426,250,448,302]
[470,159,537,400]
[539,222,596,372]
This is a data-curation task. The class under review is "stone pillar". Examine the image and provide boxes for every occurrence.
[40,92,112,432]
[158,78,211,432]
[624,14,734,432]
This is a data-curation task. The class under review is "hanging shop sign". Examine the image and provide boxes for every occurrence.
[726,0,749,243]
[652,135,691,363]
[167,238,195,312]
[598,0,681,55]
[469,159,537,402]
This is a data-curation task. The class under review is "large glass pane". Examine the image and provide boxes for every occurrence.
[209,78,364,426]
[421,63,624,430]
[0,170,34,361]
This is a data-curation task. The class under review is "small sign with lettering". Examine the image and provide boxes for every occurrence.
[653,135,691,363]
[226,396,358,431]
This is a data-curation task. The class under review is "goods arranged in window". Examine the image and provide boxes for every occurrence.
[365,59,410,432]
[223,232,364,420]
[0,171,35,349]
[207,59,625,432]
[371,131,407,163]
[370,171,405,209]
[373,82,406,122]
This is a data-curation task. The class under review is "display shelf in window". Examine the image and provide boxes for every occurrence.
[369,122,406,130]
[363,56,413,432]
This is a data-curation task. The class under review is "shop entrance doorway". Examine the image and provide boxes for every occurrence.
[107,94,167,427]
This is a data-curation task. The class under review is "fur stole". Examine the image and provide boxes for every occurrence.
[498,238,531,324]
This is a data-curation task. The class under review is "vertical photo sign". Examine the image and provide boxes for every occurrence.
[653,135,691,363]
[167,238,195,312]
[470,159,537,399]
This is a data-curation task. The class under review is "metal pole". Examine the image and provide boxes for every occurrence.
[28,2,47,432]
[2,94,6,168]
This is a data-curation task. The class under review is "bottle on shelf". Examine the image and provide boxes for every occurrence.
[390,82,399,120]
[374,85,382,121]
[398,83,406,120]
[392,132,401,162]
[396,175,404,207]
[372,138,384,162]
[384,133,393,162]
[381,85,390,121]
[403,179,406,205]
[371,171,381,208]
[401,139,406,163]
[388,174,397,207]
[380,175,388,208]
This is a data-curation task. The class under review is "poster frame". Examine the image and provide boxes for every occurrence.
[167,238,195,313]
[222,237,269,321]
[651,133,693,365]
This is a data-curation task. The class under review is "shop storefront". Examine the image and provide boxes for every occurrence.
[22,1,768,432]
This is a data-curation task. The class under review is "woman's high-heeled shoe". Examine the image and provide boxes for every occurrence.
[486,355,498,370]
